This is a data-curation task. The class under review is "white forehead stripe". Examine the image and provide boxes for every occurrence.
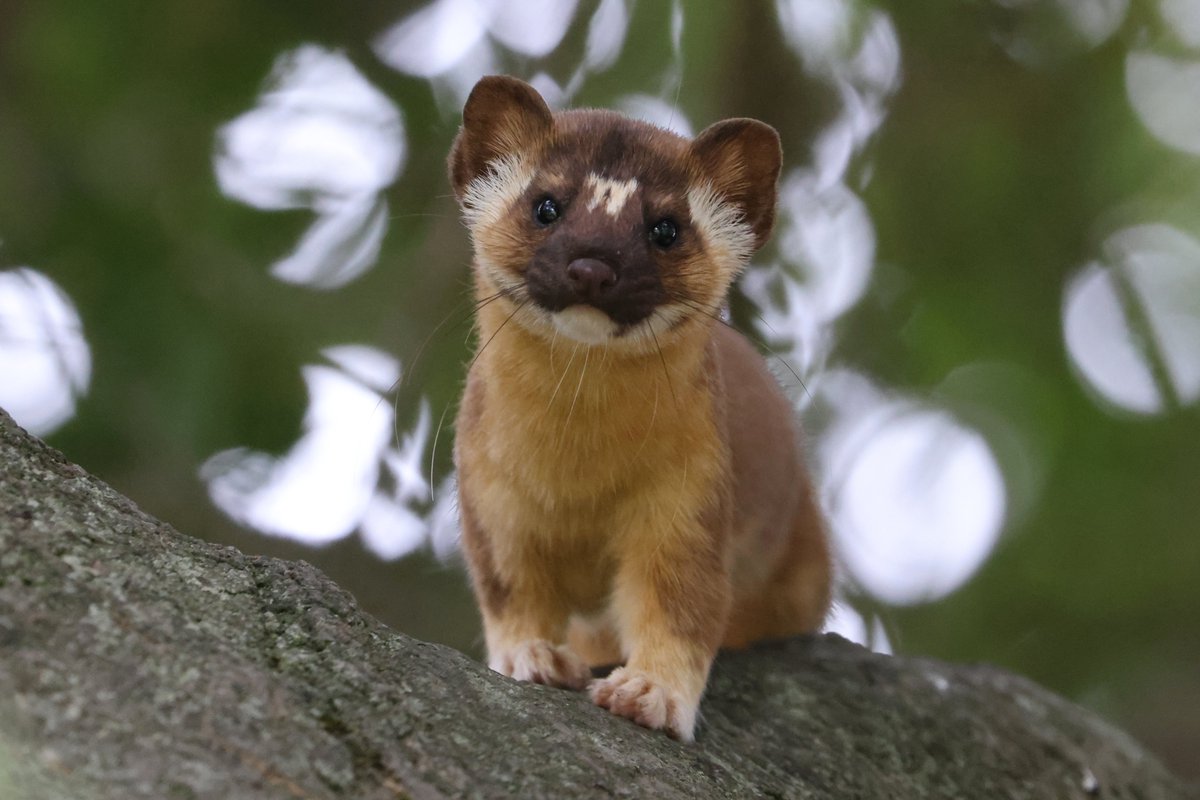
[585,174,639,218]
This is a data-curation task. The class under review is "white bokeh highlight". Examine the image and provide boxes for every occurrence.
[1063,224,1200,414]
[991,0,1129,65]
[1162,0,1200,47]
[775,0,857,72]
[374,0,491,77]
[488,0,579,57]
[746,3,897,395]
[776,1,901,186]
[1126,51,1200,156]
[582,0,630,74]
[768,3,1009,613]
[0,268,91,436]
[215,46,405,289]
[201,346,441,560]
[817,371,1007,606]
[1059,0,1129,47]
[374,0,583,108]
[824,599,893,654]
[742,169,876,383]
[774,170,875,321]
[617,95,693,138]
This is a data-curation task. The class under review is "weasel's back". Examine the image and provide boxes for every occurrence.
[713,324,831,646]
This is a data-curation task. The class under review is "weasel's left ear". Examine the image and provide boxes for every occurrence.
[690,119,782,251]
[448,76,553,202]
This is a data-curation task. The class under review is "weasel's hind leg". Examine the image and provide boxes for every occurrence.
[724,513,833,648]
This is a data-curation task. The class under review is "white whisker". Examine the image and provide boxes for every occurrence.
[546,342,581,414]
[563,344,591,432]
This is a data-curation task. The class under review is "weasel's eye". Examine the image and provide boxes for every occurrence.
[534,197,560,225]
[649,219,678,248]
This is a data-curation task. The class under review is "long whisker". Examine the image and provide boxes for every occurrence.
[388,288,506,451]
[546,342,582,414]
[463,290,511,346]
[548,325,559,373]
[428,401,453,502]
[562,344,591,436]
[387,211,454,222]
[386,288,503,400]
[469,298,527,372]
[665,291,811,400]
[662,291,728,329]
[647,315,678,408]
[393,282,523,487]
[630,383,660,468]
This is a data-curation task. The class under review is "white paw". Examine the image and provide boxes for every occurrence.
[589,667,698,741]
[489,639,591,690]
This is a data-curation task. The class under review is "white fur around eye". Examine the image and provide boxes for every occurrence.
[687,183,754,277]
[462,155,535,230]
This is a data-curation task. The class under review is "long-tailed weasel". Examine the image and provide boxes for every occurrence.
[449,76,832,742]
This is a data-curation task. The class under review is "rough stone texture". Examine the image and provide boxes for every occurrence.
[0,406,1195,800]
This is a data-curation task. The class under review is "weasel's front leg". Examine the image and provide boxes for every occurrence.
[482,597,591,691]
[590,523,732,741]
[460,505,591,690]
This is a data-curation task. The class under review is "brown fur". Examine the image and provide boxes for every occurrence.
[449,76,832,741]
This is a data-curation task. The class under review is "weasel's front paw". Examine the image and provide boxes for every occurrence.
[489,639,591,690]
[589,667,698,742]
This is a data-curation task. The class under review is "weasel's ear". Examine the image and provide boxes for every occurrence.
[448,76,553,201]
[690,119,782,250]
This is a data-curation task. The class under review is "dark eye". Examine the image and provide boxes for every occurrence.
[535,197,560,225]
[649,219,678,248]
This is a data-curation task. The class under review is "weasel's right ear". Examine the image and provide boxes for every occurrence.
[448,76,553,202]
[690,118,782,251]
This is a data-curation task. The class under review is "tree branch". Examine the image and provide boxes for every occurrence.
[0,408,1194,800]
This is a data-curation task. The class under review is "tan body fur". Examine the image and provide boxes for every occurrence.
[449,76,832,741]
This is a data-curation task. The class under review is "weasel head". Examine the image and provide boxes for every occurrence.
[449,75,781,349]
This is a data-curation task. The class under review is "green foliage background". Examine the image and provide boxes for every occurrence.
[1,0,1195,775]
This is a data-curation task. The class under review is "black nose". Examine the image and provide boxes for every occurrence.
[566,258,617,301]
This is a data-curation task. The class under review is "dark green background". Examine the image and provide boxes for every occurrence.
[1,0,1196,776]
